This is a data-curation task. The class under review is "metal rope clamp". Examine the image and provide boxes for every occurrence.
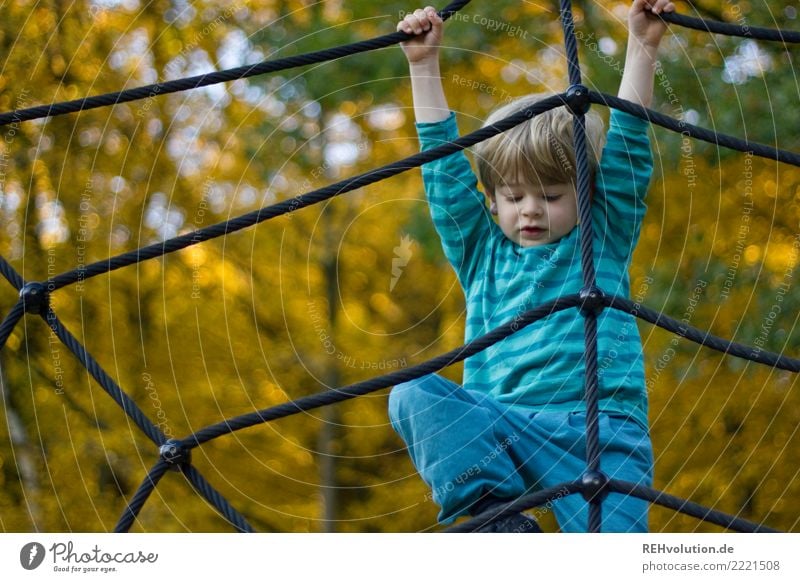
[565,84,591,115]
[580,469,610,503]
[19,281,50,316]
[159,439,191,471]
[579,285,605,317]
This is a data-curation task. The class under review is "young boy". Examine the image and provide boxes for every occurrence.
[388,1,675,532]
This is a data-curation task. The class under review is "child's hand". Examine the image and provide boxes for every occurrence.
[629,0,675,50]
[397,6,443,65]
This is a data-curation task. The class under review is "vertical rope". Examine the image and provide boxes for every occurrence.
[560,0,604,533]
[560,0,583,86]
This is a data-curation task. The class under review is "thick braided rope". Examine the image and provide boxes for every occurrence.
[444,482,584,533]
[575,112,604,534]
[607,295,800,372]
[114,460,171,533]
[661,11,800,43]
[181,464,254,533]
[608,479,782,533]
[560,0,604,533]
[181,295,581,448]
[113,452,255,534]
[112,296,579,530]
[0,0,472,127]
[0,254,24,290]
[560,1,582,87]
[47,95,566,291]
[594,92,800,167]
[0,300,24,350]
[446,479,780,533]
[44,309,167,446]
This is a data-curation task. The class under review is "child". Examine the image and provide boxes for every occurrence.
[388,1,675,532]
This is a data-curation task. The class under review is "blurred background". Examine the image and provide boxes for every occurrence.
[0,0,799,532]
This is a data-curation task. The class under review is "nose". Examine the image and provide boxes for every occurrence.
[521,196,544,217]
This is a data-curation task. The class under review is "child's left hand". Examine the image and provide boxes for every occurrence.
[629,0,676,49]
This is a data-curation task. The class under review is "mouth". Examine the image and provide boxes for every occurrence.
[520,226,546,239]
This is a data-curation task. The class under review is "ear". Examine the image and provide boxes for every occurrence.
[489,199,498,215]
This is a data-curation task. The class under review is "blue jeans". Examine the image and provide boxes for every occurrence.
[388,374,653,532]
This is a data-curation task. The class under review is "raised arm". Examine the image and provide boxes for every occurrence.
[619,0,675,107]
[397,7,497,289]
[397,6,450,123]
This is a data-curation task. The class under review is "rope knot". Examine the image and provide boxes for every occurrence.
[565,84,591,115]
[19,282,50,315]
[159,439,191,471]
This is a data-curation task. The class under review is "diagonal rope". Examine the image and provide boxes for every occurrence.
[607,295,800,372]
[114,460,171,533]
[43,309,167,446]
[608,479,782,533]
[0,0,472,127]
[444,481,583,533]
[110,295,582,532]
[0,254,24,290]
[45,95,567,291]
[593,92,800,166]
[182,295,582,448]
[445,479,781,533]
[0,300,25,350]
[661,11,800,43]
[180,464,254,533]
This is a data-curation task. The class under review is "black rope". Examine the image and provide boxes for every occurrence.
[181,464,254,533]
[183,295,581,448]
[445,479,780,533]
[0,0,472,127]
[608,479,781,533]
[661,11,800,43]
[0,300,24,350]
[607,295,800,372]
[560,0,604,534]
[444,481,584,533]
[43,309,167,446]
[560,0,582,87]
[0,254,24,290]
[46,95,566,291]
[114,460,171,533]
[593,92,800,167]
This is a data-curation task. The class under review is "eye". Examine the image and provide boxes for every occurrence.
[544,194,562,202]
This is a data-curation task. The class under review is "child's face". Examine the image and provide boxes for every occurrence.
[492,181,578,247]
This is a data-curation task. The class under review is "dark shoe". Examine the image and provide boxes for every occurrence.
[470,497,542,533]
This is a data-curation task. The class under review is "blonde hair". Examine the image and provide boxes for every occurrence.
[475,93,606,195]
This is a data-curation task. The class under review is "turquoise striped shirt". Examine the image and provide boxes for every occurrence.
[417,109,652,430]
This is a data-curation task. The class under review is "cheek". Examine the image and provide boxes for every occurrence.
[553,204,575,226]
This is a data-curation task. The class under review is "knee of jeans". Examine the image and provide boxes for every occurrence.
[388,374,451,426]
[388,378,423,426]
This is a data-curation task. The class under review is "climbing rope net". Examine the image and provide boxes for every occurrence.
[1,0,799,533]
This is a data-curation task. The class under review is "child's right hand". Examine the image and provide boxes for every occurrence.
[397,6,443,65]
